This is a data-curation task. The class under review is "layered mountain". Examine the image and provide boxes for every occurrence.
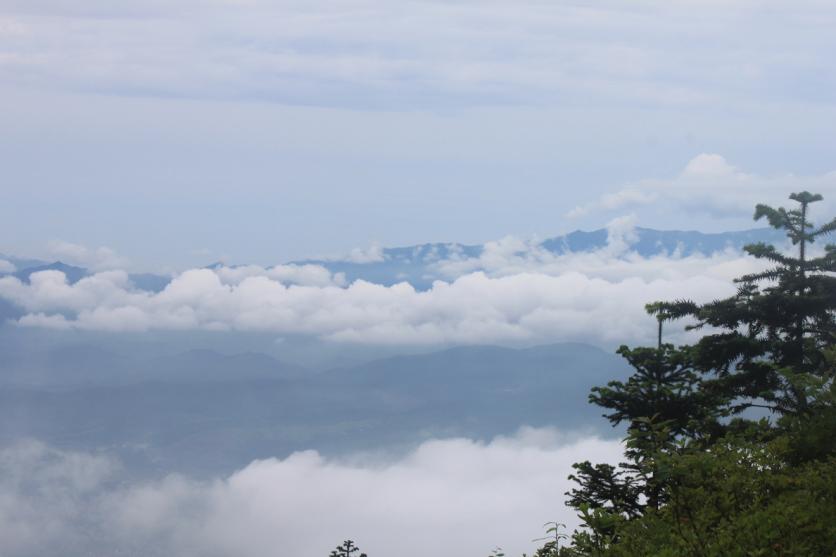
[0,343,305,387]
[0,227,786,293]
[0,342,629,475]
[297,227,785,287]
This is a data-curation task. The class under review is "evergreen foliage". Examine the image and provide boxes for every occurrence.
[660,191,835,417]
[548,192,836,556]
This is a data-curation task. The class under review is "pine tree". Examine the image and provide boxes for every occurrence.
[589,343,718,440]
[568,308,722,520]
[658,191,835,418]
[559,192,836,556]
[566,460,643,520]
[329,540,367,557]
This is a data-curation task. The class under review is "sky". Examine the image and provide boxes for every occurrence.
[1,0,835,271]
[1,4,835,554]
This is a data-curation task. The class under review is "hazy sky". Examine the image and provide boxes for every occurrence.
[1,0,835,270]
[1,7,834,553]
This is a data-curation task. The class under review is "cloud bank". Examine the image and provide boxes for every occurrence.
[568,154,836,221]
[46,241,130,271]
[212,263,347,288]
[0,429,622,557]
[0,237,768,345]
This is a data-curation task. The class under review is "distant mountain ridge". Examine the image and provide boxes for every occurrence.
[13,261,88,283]
[0,341,630,474]
[0,344,305,387]
[295,226,785,288]
[0,227,786,292]
[541,227,785,256]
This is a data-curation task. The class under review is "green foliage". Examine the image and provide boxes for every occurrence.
[606,438,836,557]
[590,344,722,439]
[660,191,835,417]
[566,460,642,520]
[556,192,836,557]
[531,522,570,556]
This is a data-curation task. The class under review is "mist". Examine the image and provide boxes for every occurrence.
[0,429,622,557]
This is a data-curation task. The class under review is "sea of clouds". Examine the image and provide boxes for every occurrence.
[0,428,621,557]
[0,226,770,346]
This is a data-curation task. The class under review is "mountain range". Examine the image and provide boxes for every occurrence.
[0,226,789,477]
[0,341,629,476]
[0,226,785,292]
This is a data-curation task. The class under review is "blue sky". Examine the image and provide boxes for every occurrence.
[1,0,834,270]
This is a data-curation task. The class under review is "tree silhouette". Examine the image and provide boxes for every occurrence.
[329,540,367,557]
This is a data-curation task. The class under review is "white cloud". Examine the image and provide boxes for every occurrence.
[339,243,386,264]
[568,154,836,221]
[682,153,738,177]
[0,441,117,556]
[0,244,768,346]
[427,217,768,286]
[0,429,623,557]
[0,259,15,273]
[213,264,346,287]
[308,243,386,264]
[1,1,834,109]
[604,214,639,255]
[47,241,129,271]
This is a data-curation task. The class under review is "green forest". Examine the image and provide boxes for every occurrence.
[337,191,836,557]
